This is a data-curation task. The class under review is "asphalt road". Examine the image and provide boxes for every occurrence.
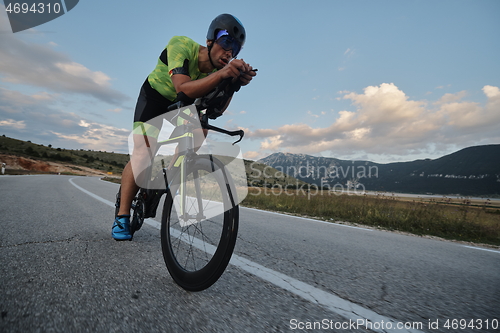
[0,175,499,333]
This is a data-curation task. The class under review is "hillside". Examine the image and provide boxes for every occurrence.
[4,135,496,195]
[258,145,500,196]
[0,135,128,176]
[0,135,307,188]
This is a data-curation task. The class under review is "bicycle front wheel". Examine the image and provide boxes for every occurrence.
[160,156,239,291]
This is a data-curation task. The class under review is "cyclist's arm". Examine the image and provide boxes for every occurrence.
[171,59,250,99]
[171,71,224,99]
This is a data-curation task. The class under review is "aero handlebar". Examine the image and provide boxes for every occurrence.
[166,69,257,144]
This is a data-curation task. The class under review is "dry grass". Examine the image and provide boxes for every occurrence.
[242,188,500,246]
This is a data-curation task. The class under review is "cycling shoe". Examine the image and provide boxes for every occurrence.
[112,215,132,241]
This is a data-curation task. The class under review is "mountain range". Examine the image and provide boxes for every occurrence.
[258,145,500,196]
[2,135,499,196]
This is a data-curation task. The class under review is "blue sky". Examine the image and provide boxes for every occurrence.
[0,0,499,163]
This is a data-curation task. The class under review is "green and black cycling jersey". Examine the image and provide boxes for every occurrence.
[148,36,216,102]
[133,36,216,137]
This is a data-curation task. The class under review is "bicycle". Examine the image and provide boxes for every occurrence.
[115,77,248,291]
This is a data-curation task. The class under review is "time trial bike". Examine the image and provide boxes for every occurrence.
[115,77,248,291]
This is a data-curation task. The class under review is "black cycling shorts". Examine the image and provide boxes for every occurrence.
[132,78,176,138]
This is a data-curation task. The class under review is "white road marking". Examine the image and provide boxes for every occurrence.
[69,177,116,206]
[461,245,500,254]
[70,177,426,332]
[242,206,374,231]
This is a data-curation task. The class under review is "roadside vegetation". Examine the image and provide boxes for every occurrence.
[242,188,500,246]
[0,135,128,175]
[3,135,499,246]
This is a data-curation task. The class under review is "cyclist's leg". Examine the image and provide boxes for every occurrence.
[113,130,160,240]
[113,78,169,239]
[113,132,158,240]
[116,164,138,216]
[117,131,158,216]
[117,84,163,214]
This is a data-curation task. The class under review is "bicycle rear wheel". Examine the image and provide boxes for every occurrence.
[160,156,239,291]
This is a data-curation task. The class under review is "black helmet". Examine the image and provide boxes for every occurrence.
[207,13,246,47]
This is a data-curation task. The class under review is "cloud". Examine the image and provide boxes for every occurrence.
[0,87,129,152]
[0,12,131,152]
[107,108,123,113]
[483,85,500,99]
[261,136,283,150]
[436,91,467,104]
[307,110,320,118]
[0,119,26,129]
[343,83,427,124]
[344,48,355,57]
[244,83,500,161]
[0,13,128,105]
[50,121,130,152]
[243,150,261,160]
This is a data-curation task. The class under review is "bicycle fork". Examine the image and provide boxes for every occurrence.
[173,131,206,225]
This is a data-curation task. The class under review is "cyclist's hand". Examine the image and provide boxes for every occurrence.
[237,60,257,86]
[218,59,253,81]
[218,59,245,80]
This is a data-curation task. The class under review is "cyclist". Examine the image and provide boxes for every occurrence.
[112,13,257,240]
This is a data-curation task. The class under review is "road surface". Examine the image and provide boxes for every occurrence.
[0,175,498,332]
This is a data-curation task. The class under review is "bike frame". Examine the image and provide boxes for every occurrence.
[126,75,245,230]
[136,105,243,222]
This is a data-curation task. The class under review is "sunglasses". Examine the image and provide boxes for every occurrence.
[216,35,242,58]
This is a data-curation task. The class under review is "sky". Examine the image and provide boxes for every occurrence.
[0,0,499,163]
